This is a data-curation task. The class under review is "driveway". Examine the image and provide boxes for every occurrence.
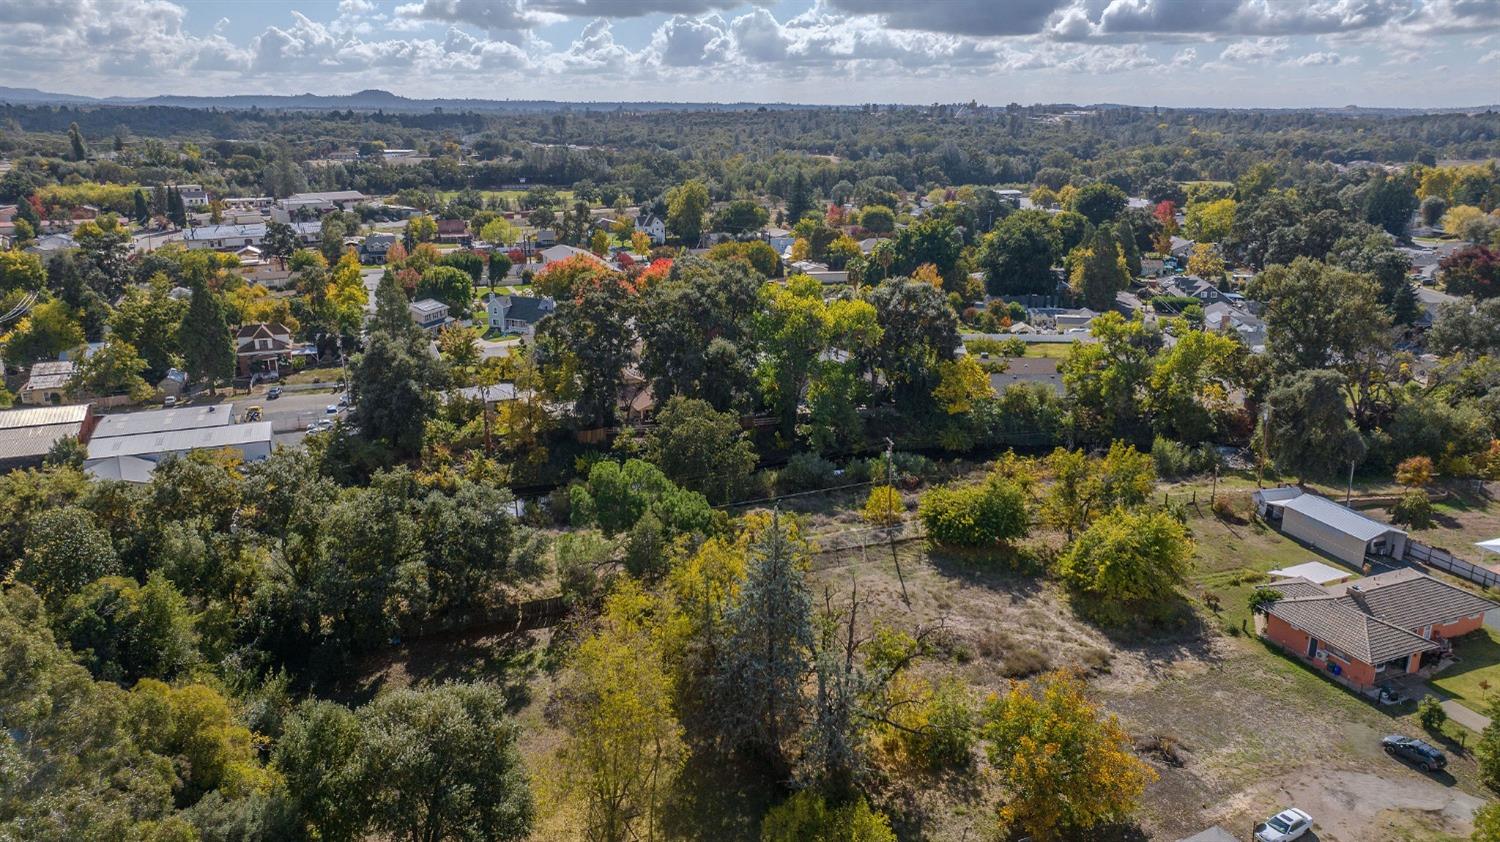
[1221,769,1483,841]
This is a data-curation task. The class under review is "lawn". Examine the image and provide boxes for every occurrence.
[1430,626,1500,708]
[1021,342,1075,359]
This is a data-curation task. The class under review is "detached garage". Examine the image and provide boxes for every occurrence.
[1256,489,1407,568]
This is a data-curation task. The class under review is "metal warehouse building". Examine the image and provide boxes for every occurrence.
[1254,488,1408,568]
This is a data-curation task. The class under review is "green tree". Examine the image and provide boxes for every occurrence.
[646,396,757,503]
[786,169,812,226]
[1069,226,1130,311]
[487,251,513,286]
[981,671,1153,841]
[858,205,895,234]
[67,121,87,161]
[536,274,636,427]
[275,700,371,842]
[3,298,84,363]
[67,335,153,401]
[360,683,533,842]
[480,217,518,246]
[1262,368,1363,482]
[110,277,186,379]
[712,199,770,234]
[17,506,121,604]
[868,278,959,404]
[351,330,444,456]
[978,209,1061,297]
[558,581,684,842]
[918,475,1029,548]
[57,573,198,684]
[179,283,235,393]
[1477,696,1500,790]
[666,179,710,244]
[713,514,814,768]
[1247,257,1391,377]
[1057,507,1192,608]
[416,265,476,317]
[1362,171,1420,237]
[1067,182,1127,225]
[264,220,298,268]
[1060,312,1162,444]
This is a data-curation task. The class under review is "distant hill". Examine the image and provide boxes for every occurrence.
[0,86,1494,115]
[0,87,839,113]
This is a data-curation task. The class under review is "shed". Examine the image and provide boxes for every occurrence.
[1260,490,1407,568]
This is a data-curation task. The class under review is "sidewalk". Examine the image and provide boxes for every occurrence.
[1415,686,1492,732]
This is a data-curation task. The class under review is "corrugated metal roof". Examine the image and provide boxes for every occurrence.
[0,404,90,430]
[85,422,273,460]
[92,405,235,440]
[1278,492,1403,542]
[0,422,83,461]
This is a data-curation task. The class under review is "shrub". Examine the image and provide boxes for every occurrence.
[918,477,1029,548]
[1057,508,1192,607]
[1418,696,1448,732]
[862,485,903,527]
[777,452,839,493]
[1391,489,1435,529]
[760,791,895,842]
[866,451,936,488]
[1151,436,1220,478]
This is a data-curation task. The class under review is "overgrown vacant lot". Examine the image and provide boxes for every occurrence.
[346,484,1500,841]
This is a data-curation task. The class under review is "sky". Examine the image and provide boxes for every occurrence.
[2,0,1498,107]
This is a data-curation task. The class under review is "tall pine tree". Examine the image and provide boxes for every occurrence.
[786,169,812,226]
[711,512,814,770]
[179,282,235,393]
[132,189,150,226]
[351,270,445,456]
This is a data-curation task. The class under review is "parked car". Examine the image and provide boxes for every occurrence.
[163,395,177,408]
[308,419,334,433]
[1255,808,1313,842]
[266,386,282,399]
[1383,735,1448,772]
[326,404,340,414]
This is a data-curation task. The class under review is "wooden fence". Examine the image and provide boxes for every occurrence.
[1405,540,1500,589]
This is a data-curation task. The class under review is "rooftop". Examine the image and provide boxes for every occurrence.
[1275,492,1406,542]
[91,405,236,440]
[0,404,90,430]
[85,421,273,460]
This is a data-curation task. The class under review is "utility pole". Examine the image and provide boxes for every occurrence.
[885,437,910,608]
[1346,458,1356,506]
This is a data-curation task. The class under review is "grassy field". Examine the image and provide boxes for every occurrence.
[1022,342,1075,359]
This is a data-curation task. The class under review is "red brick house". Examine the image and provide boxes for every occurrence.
[235,322,293,378]
[1259,569,1495,690]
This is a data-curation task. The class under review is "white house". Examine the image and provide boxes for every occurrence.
[177,185,210,208]
[484,294,555,337]
[539,244,608,269]
[635,213,666,245]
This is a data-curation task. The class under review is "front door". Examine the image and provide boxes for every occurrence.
[1307,637,1319,658]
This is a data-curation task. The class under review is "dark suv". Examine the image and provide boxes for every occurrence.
[1382,735,1447,772]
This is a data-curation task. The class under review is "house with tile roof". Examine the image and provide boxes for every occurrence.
[1258,568,1497,691]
